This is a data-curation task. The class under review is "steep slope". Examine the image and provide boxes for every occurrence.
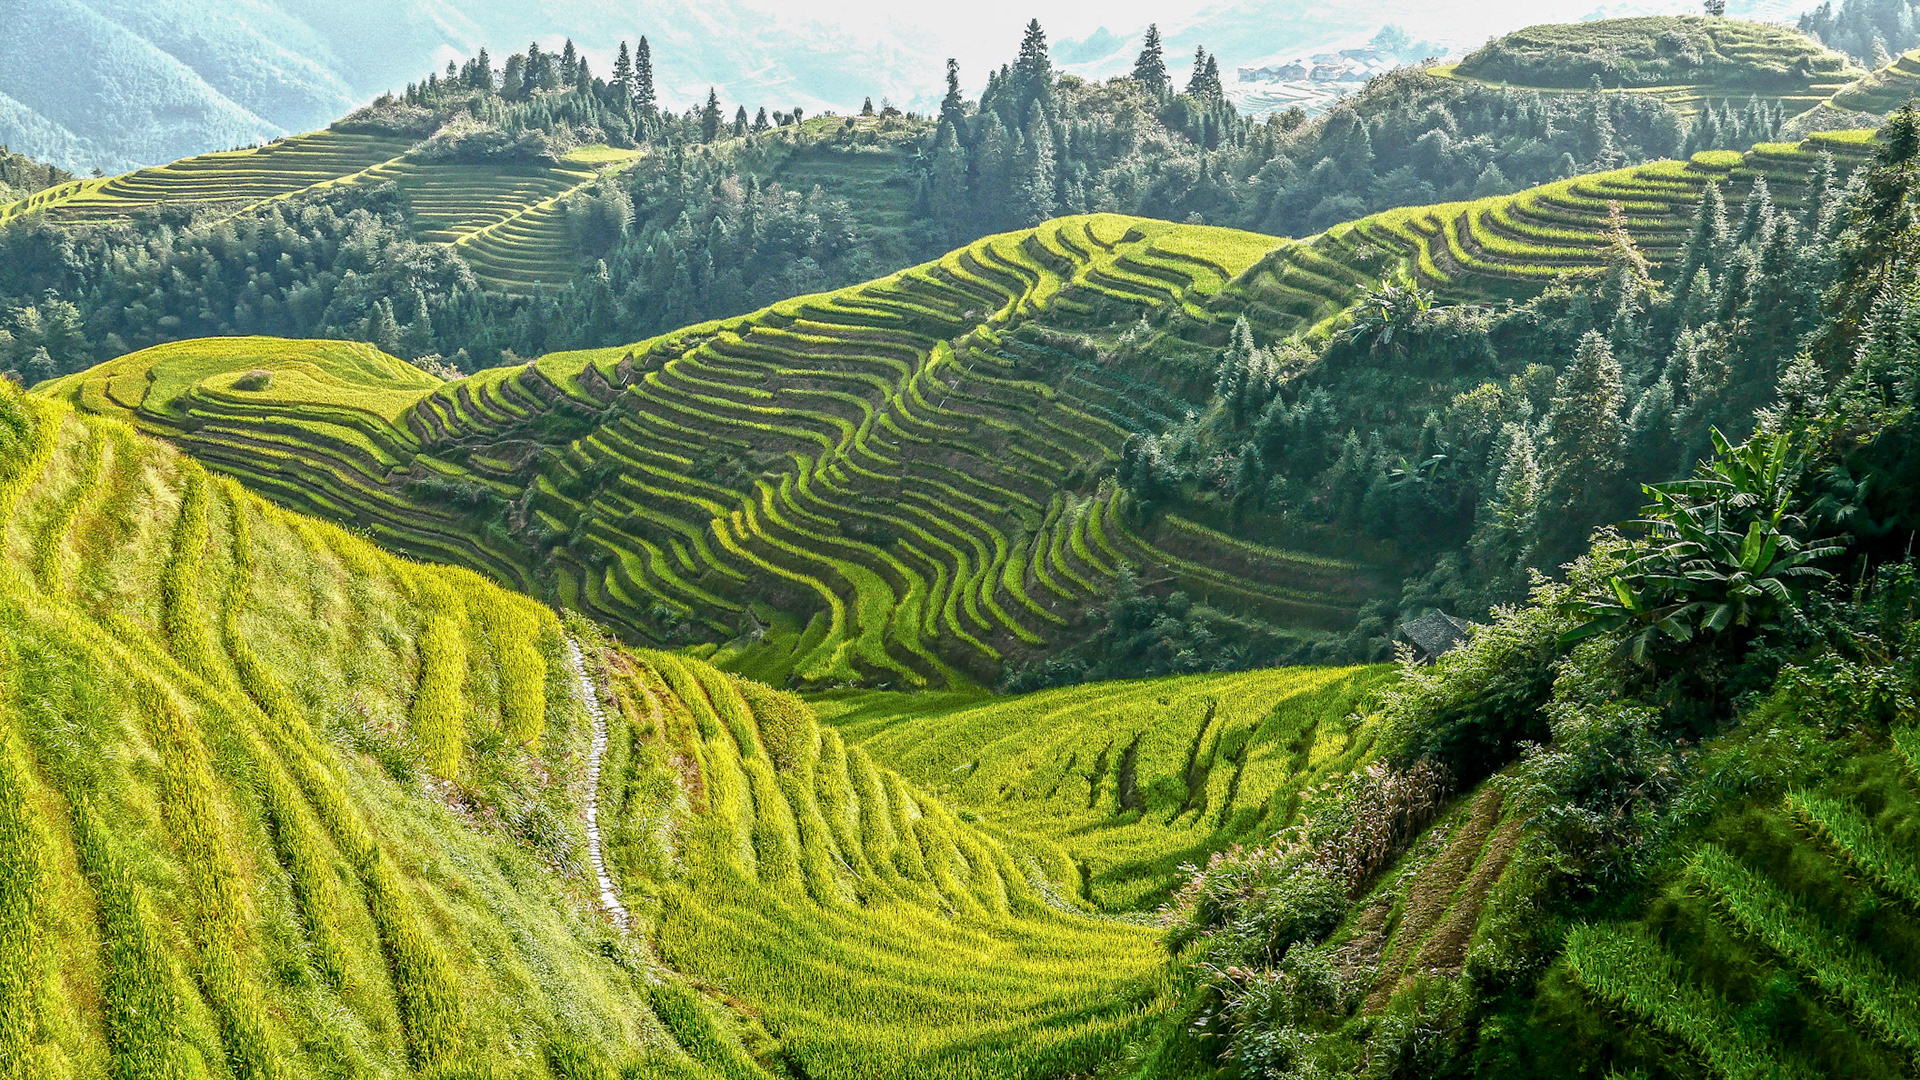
[43,216,1396,687]
[0,380,708,1077]
[40,133,1885,686]
[0,113,919,297]
[1516,724,1920,1078]
[0,0,357,175]
[1222,129,1878,315]
[11,374,1340,1079]
[1827,47,1920,114]
[593,646,1186,1079]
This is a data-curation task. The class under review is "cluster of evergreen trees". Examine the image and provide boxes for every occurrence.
[1116,150,1856,643]
[1801,0,1920,64]
[0,19,1828,402]
[0,146,71,205]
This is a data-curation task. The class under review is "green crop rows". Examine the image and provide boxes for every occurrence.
[1830,49,1920,114]
[814,664,1394,912]
[600,648,1199,1079]
[1557,729,1920,1077]
[0,382,821,1077]
[47,215,1396,688]
[0,132,641,295]
[1277,131,1878,307]
[1436,16,1863,117]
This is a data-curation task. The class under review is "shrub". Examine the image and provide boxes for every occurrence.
[232,369,272,392]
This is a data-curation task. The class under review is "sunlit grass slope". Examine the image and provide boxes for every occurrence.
[0,379,805,1080]
[1435,16,1862,115]
[814,664,1395,912]
[1829,48,1920,114]
[44,215,1395,687]
[592,646,1182,1079]
[0,131,643,296]
[1232,130,1879,315]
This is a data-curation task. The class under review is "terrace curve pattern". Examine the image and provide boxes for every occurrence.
[1561,727,1920,1075]
[1283,130,1879,305]
[46,216,1397,688]
[0,128,642,295]
[1430,15,1864,117]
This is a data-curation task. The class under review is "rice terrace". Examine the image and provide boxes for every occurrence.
[14,3,1920,1079]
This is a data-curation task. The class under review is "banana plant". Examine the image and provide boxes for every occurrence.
[1563,428,1843,665]
[1341,278,1432,356]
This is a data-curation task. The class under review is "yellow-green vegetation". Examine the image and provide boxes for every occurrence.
[8,373,1425,1079]
[596,647,1192,1079]
[1437,16,1863,115]
[0,130,644,296]
[1829,49,1920,114]
[814,666,1393,911]
[0,130,418,226]
[44,215,1395,687]
[1288,130,1878,305]
[0,378,796,1079]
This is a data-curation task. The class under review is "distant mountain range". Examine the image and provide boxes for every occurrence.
[1,0,1824,175]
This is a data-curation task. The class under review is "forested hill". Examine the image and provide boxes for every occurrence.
[43,128,1884,688]
[0,16,1882,391]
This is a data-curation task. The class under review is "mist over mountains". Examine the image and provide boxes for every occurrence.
[0,0,1831,175]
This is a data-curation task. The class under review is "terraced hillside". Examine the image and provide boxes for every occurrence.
[1436,16,1863,116]
[816,664,1395,912]
[597,646,1195,1079]
[1549,727,1920,1078]
[1269,129,1879,306]
[0,377,749,1077]
[0,127,645,295]
[0,129,418,226]
[1829,48,1920,114]
[9,366,1329,1079]
[44,215,1399,688]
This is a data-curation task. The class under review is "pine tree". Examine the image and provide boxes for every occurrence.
[526,42,550,92]
[931,121,970,238]
[367,300,402,355]
[1013,19,1052,113]
[612,42,634,98]
[1019,106,1057,225]
[1186,46,1210,97]
[1202,53,1224,101]
[1737,173,1774,247]
[753,106,770,132]
[974,110,1017,228]
[861,96,875,116]
[634,36,657,116]
[473,48,494,91]
[941,58,968,133]
[734,106,749,137]
[560,39,579,86]
[702,89,723,142]
[502,54,526,99]
[1673,180,1729,318]
[1541,331,1627,526]
[1131,24,1169,94]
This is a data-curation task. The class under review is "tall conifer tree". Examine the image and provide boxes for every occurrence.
[633,36,657,115]
[940,59,968,134]
[1131,25,1169,93]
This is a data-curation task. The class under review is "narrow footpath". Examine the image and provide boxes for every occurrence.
[568,637,630,930]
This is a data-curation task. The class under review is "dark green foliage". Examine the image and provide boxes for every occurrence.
[1802,0,1920,65]
[1562,430,1842,667]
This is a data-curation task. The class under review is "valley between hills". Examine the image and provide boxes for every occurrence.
[11,10,1920,1080]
